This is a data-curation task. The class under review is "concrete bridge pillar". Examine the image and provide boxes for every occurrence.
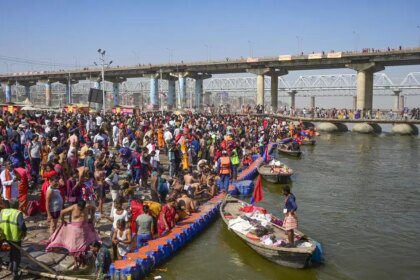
[399,95,405,111]
[167,80,176,109]
[310,96,315,109]
[112,82,119,107]
[170,72,189,108]
[45,81,52,107]
[179,76,186,108]
[268,69,287,113]
[4,82,12,103]
[24,85,31,100]
[246,68,270,109]
[346,62,384,114]
[352,95,357,110]
[204,91,212,107]
[393,90,401,111]
[65,84,71,104]
[189,73,211,111]
[149,75,159,110]
[194,79,203,109]
[256,74,264,106]
[288,90,297,108]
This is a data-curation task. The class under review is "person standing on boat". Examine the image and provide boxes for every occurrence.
[217,150,232,192]
[283,186,298,247]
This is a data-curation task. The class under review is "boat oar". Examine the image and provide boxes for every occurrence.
[7,241,57,275]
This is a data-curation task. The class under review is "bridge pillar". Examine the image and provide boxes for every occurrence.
[246,68,270,109]
[24,85,31,100]
[45,81,52,107]
[149,75,159,110]
[195,79,203,109]
[268,69,288,113]
[288,90,297,108]
[204,91,212,107]
[112,82,119,107]
[65,83,71,104]
[167,79,176,109]
[399,95,405,111]
[352,95,357,110]
[170,72,189,108]
[4,82,12,103]
[393,90,401,111]
[346,62,384,114]
[310,96,315,109]
[179,76,186,108]
[189,73,212,111]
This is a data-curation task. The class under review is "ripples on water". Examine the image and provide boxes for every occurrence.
[152,131,420,280]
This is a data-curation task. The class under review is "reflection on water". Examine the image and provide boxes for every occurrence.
[152,133,420,280]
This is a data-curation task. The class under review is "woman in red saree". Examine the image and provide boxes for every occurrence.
[14,167,29,214]
[157,198,177,237]
[39,163,57,213]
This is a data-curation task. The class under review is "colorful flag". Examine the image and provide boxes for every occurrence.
[250,175,264,204]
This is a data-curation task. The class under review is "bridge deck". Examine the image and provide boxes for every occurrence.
[265,115,420,125]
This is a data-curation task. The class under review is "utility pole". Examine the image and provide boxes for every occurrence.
[95,49,113,114]
[159,68,163,113]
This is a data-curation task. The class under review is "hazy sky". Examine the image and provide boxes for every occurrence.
[0,0,419,107]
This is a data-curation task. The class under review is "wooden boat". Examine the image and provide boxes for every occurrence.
[277,144,302,157]
[301,138,316,145]
[258,161,293,183]
[220,196,317,268]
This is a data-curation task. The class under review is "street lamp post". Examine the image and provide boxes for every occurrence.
[95,49,113,114]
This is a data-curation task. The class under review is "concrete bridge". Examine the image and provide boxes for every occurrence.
[1,48,420,111]
[268,114,420,135]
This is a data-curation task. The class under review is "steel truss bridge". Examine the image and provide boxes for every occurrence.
[5,72,420,106]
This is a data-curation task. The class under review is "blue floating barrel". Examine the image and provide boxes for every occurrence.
[158,244,171,261]
[136,257,151,276]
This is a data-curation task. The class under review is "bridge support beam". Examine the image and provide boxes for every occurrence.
[346,62,384,114]
[399,95,405,111]
[268,69,288,113]
[145,74,159,110]
[170,72,189,108]
[24,85,31,100]
[310,96,315,109]
[189,73,212,111]
[4,82,12,103]
[45,81,52,107]
[352,96,357,110]
[106,77,126,108]
[393,90,401,111]
[246,68,270,109]
[167,79,176,109]
[288,90,297,108]
[112,83,119,107]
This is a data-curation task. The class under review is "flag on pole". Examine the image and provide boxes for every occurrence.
[250,175,264,204]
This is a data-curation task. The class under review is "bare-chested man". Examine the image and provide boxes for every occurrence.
[176,191,197,217]
[183,170,196,186]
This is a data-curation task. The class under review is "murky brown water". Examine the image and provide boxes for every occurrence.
[151,131,420,280]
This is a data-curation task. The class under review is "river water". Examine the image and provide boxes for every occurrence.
[150,129,420,280]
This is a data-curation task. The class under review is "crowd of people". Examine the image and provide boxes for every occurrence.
[0,109,310,279]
